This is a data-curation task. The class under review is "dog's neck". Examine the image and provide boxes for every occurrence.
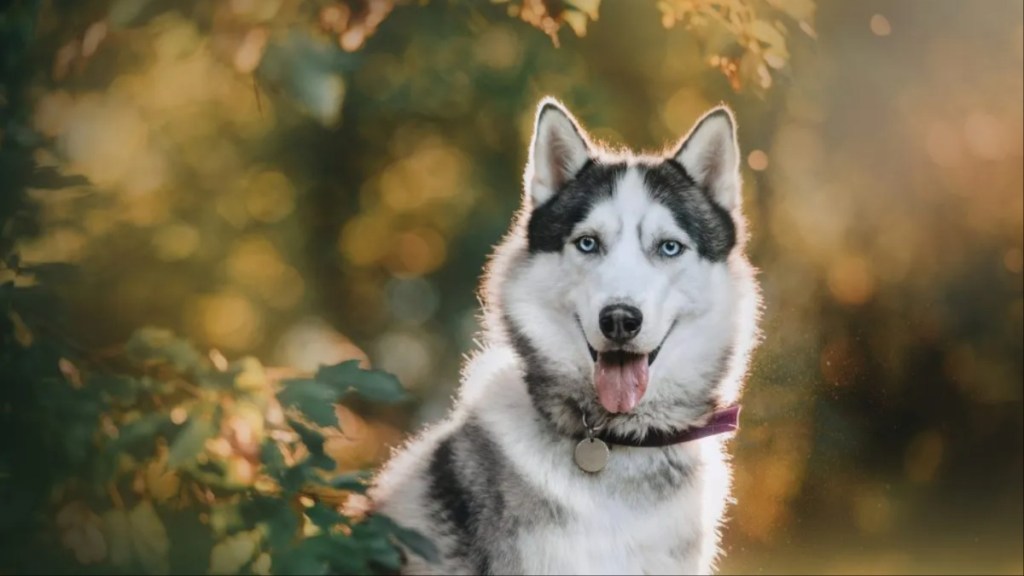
[580,404,741,448]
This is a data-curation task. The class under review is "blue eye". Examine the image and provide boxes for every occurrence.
[575,235,599,254]
[659,240,684,257]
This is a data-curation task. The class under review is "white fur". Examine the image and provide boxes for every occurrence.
[674,107,742,212]
[525,98,595,207]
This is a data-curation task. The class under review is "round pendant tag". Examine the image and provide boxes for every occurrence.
[574,438,609,473]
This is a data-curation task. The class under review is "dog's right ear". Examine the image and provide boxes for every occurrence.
[524,97,592,208]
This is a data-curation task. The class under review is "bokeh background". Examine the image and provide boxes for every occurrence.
[2,0,1022,574]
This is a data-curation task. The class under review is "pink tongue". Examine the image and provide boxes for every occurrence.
[595,354,649,413]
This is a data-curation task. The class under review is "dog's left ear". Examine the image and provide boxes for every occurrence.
[673,106,741,212]
[524,97,593,208]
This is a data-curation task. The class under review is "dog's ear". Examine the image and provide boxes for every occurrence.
[525,97,593,208]
[672,105,741,212]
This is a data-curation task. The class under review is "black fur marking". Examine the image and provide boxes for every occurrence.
[527,161,628,253]
[428,420,565,574]
[641,161,736,262]
[428,438,478,568]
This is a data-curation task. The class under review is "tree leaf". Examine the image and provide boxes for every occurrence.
[305,502,346,530]
[373,515,440,564]
[260,440,286,478]
[321,533,368,574]
[264,504,300,551]
[328,471,371,493]
[277,379,339,427]
[280,463,314,494]
[145,459,180,503]
[101,509,133,569]
[128,501,170,575]
[240,496,299,550]
[208,529,261,575]
[125,327,204,373]
[251,552,272,575]
[115,413,170,452]
[94,374,142,404]
[315,360,409,405]
[271,547,328,576]
[168,415,216,469]
[205,503,242,539]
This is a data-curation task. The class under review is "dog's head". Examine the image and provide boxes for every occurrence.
[481,97,761,437]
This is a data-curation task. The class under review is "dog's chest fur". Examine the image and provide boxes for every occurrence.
[370,347,731,575]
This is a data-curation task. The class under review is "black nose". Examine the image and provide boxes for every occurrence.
[599,304,643,343]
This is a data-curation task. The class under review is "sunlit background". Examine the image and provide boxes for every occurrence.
[4,0,1023,574]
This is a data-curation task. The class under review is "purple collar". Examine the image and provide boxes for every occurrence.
[594,405,742,448]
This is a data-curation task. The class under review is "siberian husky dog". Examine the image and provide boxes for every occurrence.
[369,97,762,575]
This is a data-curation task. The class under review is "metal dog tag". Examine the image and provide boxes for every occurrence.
[574,438,609,473]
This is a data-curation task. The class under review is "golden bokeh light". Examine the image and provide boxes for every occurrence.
[661,87,712,139]
[870,14,892,37]
[827,253,876,306]
[388,227,447,278]
[964,111,1008,160]
[747,149,769,171]
[152,223,200,261]
[339,211,394,266]
[925,121,963,167]
[904,430,945,484]
[190,291,264,351]
[853,484,894,535]
[244,170,297,223]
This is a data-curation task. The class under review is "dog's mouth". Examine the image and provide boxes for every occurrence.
[584,343,661,366]
[577,317,676,415]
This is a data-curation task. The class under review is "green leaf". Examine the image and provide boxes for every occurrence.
[280,463,314,494]
[102,509,133,569]
[209,503,245,537]
[361,535,402,573]
[260,440,286,477]
[241,496,299,550]
[272,547,329,576]
[168,415,217,469]
[329,471,371,493]
[315,360,410,404]
[129,500,171,575]
[305,502,347,530]
[94,374,143,404]
[103,502,173,574]
[287,418,335,471]
[373,515,440,564]
[115,412,170,452]
[209,529,261,575]
[277,379,338,427]
[125,327,204,373]
[288,418,325,453]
